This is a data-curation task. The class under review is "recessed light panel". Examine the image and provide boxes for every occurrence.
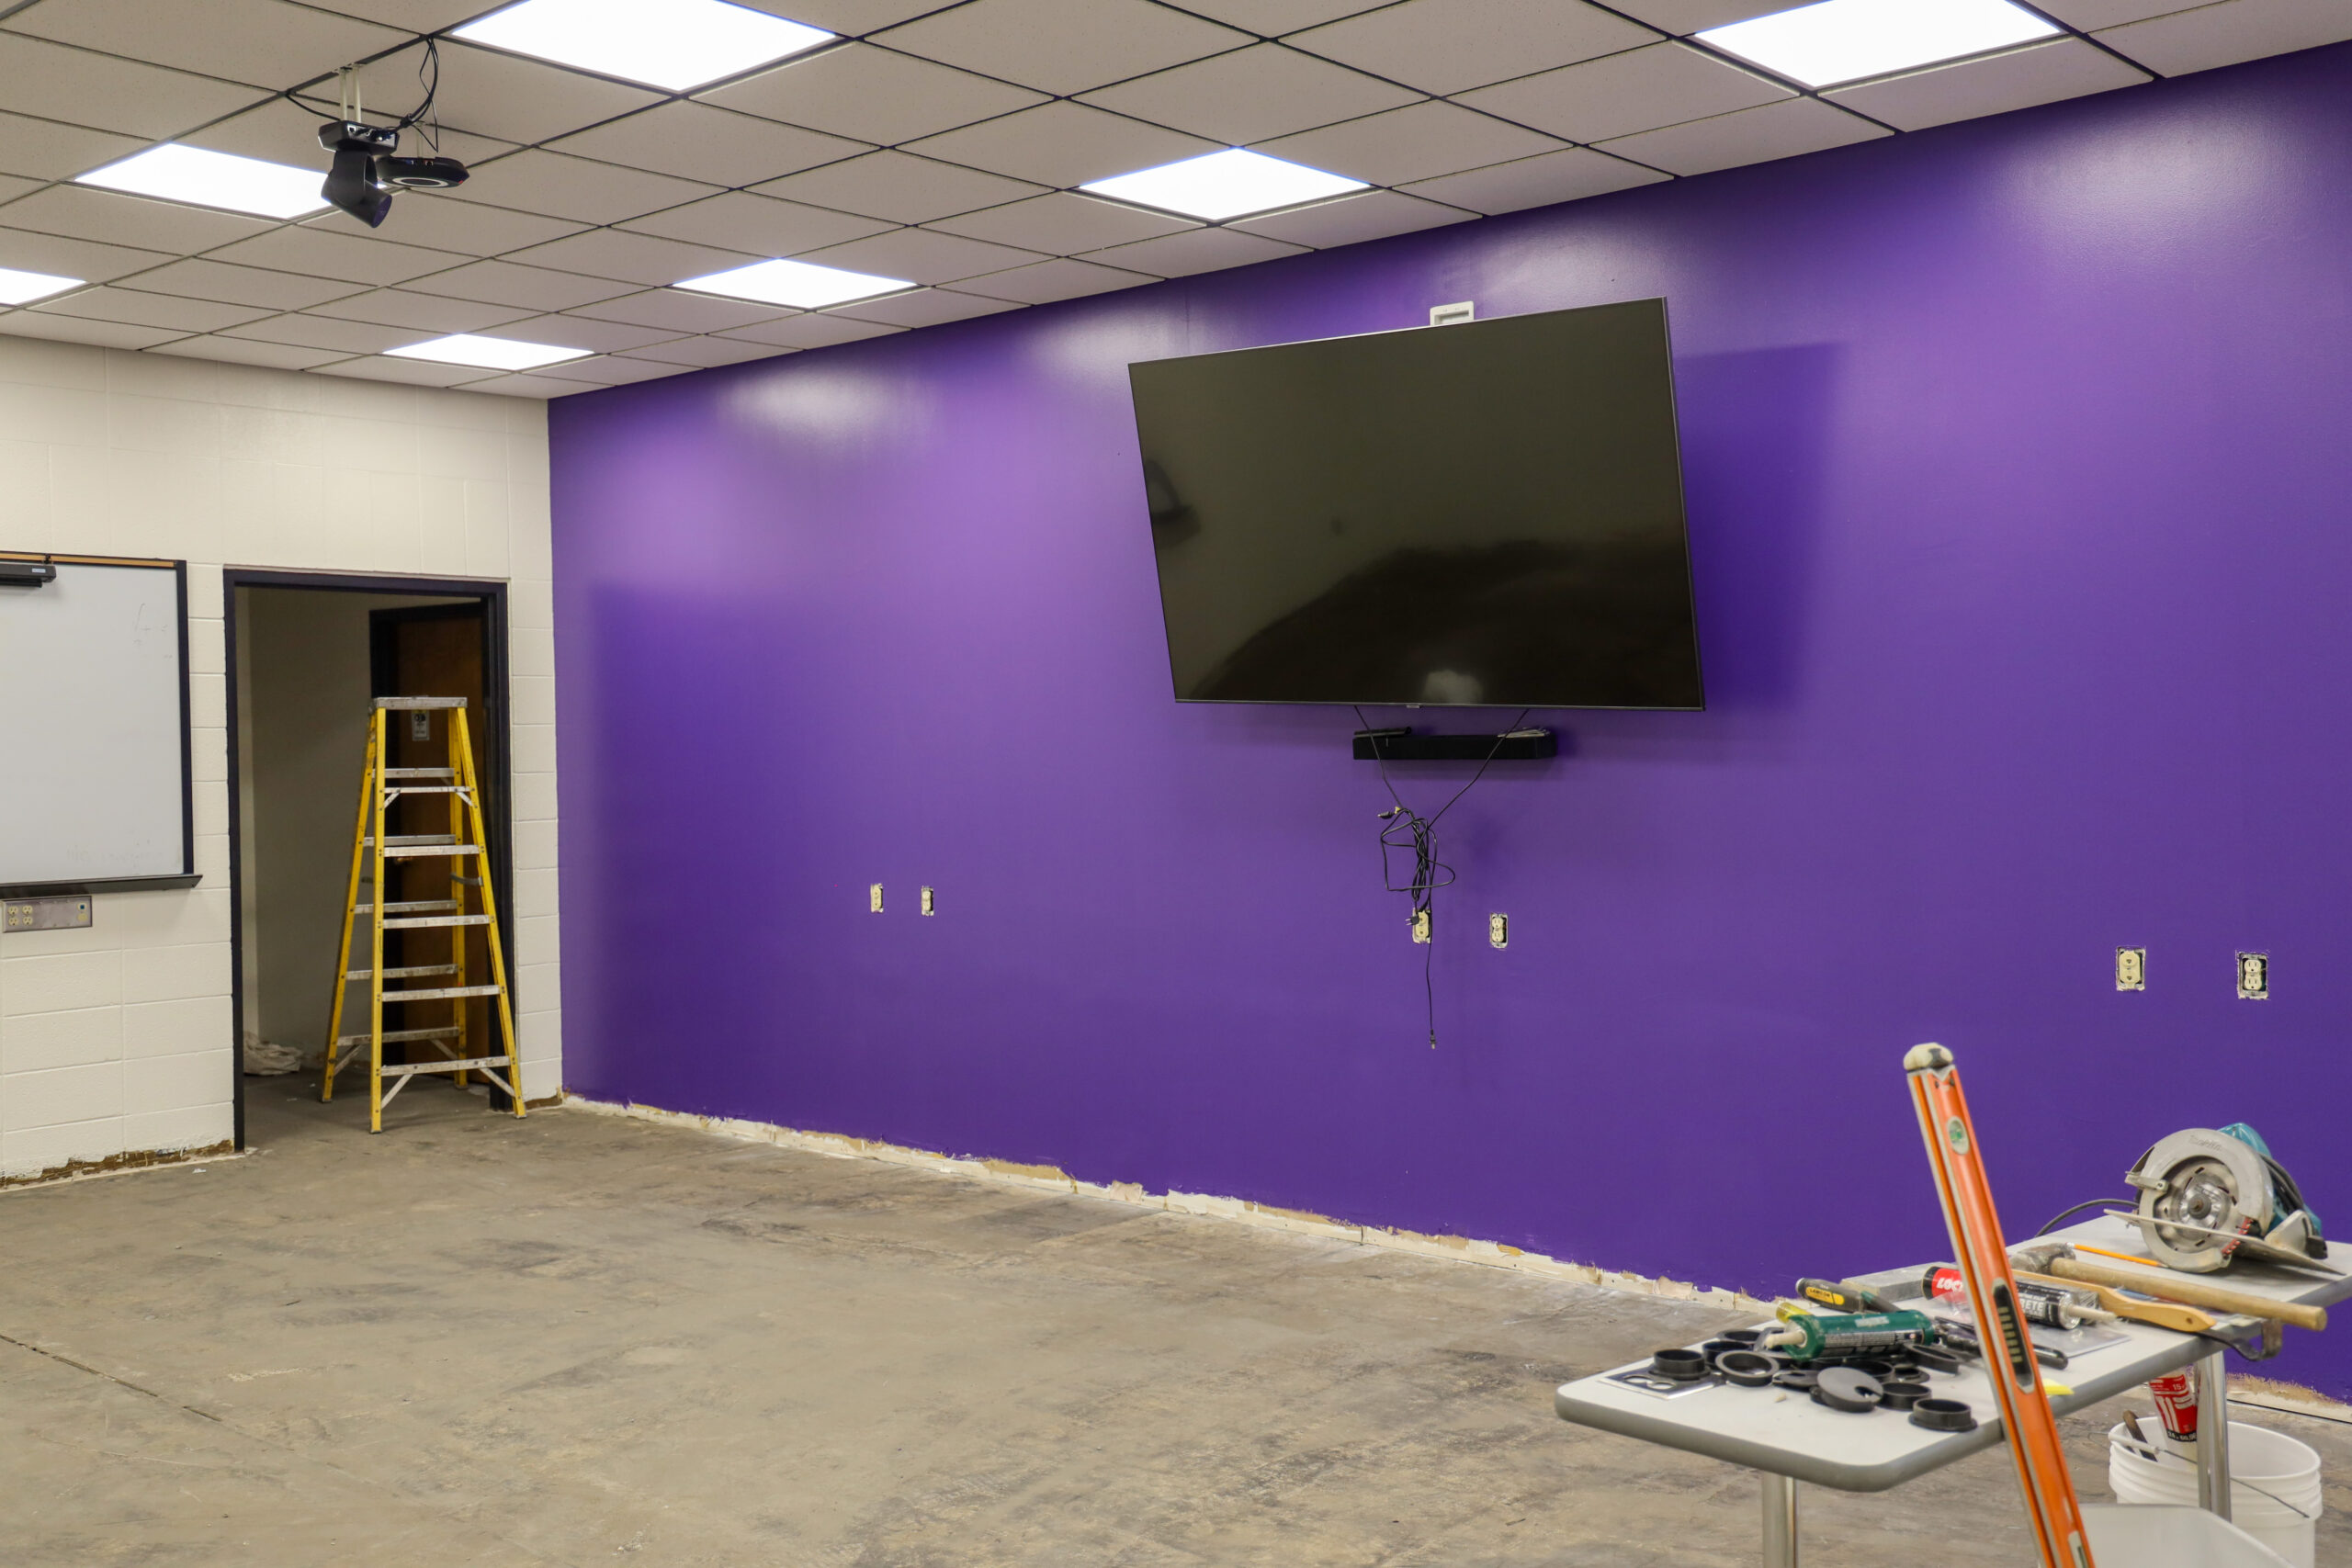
[387,333,592,370]
[0,267,85,306]
[675,258,911,309]
[456,0,834,93]
[1081,149,1366,222]
[75,145,329,220]
[1699,0,2058,88]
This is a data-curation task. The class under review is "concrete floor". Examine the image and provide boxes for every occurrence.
[4,1079,2349,1566]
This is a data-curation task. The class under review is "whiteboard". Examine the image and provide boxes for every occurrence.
[0,558,192,891]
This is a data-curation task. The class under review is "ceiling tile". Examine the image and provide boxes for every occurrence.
[717,312,902,348]
[189,98,517,178]
[1165,0,1395,31]
[450,151,722,227]
[0,111,145,183]
[1231,189,1474,247]
[334,40,665,146]
[1256,101,1564,186]
[316,353,496,387]
[1399,146,1667,213]
[277,0,493,32]
[150,334,350,369]
[528,355,692,385]
[460,372,580,397]
[7,0,407,89]
[126,257,370,310]
[476,314,684,353]
[2095,0,2352,75]
[1080,226,1308,276]
[1602,0,1795,32]
[0,310,183,348]
[1458,43,1789,144]
[402,259,639,310]
[0,226,175,284]
[1290,0,1657,95]
[307,288,538,333]
[622,334,790,367]
[2034,0,2196,24]
[926,193,1194,254]
[825,287,1024,327]
[952,256,1157,304]
[1827,39,2150,131]
[1597,97,1889,176]
[0,185,277,254]
[0,33,269,141]
[794,227,1047,284]
[548,102,872,188]
[733,0,944,28]
[220,313,424,354]
[1084,45,1426,147]
[505,229,763,286]
[903,103,1216,189]
[567,289,786,332]
[0,174,40,204]
[306,197,588,257]
[208,227,474,287]
[874,0,1250,96]
[696,42,1048,146]
[34,286,271,333]
[620,190,894,254]
[754,151,1047,224]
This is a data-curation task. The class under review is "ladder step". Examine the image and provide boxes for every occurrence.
[382,844,483,859]
[376,696,466,710]
[381,984,504,1002]
[353,899,460,916]
[345,964,459,981]
[382,1056,514,1077]
[381,914,492,930]
[335,1026,464,1046]
[383,768,456,779]
[385,784,469,795]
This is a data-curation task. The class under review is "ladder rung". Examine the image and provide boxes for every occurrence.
[386,784,469,795]
[376,696,466,710]
[345,964,459,980]
[382,1056,514,1077]
[335,1026,464,1046]
[382,844,482,859]
[366,834,456,846]
[353,900,460,916]
[383,768,456,779]
[382,914,492,930]
[381,984,504,1002]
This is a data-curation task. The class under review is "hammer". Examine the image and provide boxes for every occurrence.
[2007,1239,2326,1333]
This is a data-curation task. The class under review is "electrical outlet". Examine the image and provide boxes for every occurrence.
[2116,946,2145,991]
[868,883,884,914]
[2237,951,2268,1000]
[1430,301,1474,326]
[921,886,935,916]
[1488,912,1508,950]
[1410,908,1431,944]
[5,896,91,931]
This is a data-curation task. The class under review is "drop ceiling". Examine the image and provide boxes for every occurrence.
[0,0,2343,397]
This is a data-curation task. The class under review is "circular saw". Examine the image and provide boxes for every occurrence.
[2123,1123,2328,1273]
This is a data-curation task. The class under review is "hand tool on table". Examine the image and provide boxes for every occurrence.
[1905,1043,2095,1568]
[2007,1238,2327,1332]
[1794,1277,1898,1314]
[2121,1125,2332,1272]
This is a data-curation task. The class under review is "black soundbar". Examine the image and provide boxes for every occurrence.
[1352,728,1556,761]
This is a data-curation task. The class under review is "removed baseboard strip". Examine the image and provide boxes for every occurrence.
[0,1139,240,1193]
[561,1094,1771,1314]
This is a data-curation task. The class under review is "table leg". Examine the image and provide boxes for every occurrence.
[2197,1349,2232,1520]
[1762,1472,1799,1567]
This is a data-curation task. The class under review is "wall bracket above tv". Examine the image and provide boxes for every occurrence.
[1353,728,1557,761]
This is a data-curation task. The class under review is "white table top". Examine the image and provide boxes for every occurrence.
[1553,1216,2352,1493]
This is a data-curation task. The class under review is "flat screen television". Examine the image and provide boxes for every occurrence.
[1129,298,1702,709]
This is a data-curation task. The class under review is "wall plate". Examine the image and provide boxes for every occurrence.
[1488,912,1508,949]
[2116,946,2144,991]
[920,886,934,916]
[4,895,93,931]
[2236,951,2268,1000]
[868,883,884,914]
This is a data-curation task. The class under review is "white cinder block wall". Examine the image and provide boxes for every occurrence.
[0,335,560,1179]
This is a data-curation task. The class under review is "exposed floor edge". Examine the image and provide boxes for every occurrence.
[560,1093,1775,1314]
[0,1138,240,1192]
[2230,1376,2352,1425]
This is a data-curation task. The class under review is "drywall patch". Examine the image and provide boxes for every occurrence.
[560,1095,1767,1311]
[0,1139,239,1191]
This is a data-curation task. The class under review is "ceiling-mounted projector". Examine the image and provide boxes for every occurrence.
[317,118,467,228]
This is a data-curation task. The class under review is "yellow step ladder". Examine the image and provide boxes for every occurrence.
[322,696,523,1133]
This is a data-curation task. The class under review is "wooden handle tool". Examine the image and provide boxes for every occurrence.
[2016,1270,2215,1334]
[2039,1257,2325,1332]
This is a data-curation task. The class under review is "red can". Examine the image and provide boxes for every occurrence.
[2148,1370,2199,1449]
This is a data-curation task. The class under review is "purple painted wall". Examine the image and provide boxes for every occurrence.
[553,44,2352,1394]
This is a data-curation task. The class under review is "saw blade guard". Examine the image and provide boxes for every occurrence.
[2128,1127,2272,1271]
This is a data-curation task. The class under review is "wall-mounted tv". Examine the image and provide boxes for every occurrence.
[1129,298,1702,709]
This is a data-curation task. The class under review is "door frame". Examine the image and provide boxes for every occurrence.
[222,570,512,1149]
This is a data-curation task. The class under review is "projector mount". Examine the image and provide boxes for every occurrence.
[312,42,466,229]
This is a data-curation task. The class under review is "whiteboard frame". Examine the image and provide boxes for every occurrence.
[0,551,197,897]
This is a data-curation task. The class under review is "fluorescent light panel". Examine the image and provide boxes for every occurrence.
[75,144,329,220]
[387,333,591,370]
[675,257,910,309]
[1699,0,2058,88]
[456,0,833,92]
[0,266,84,305]
[1081,149,1365,222]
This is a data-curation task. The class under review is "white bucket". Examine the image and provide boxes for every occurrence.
[2083,1503,2293,1566]
[2108,1422,2323,1568]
